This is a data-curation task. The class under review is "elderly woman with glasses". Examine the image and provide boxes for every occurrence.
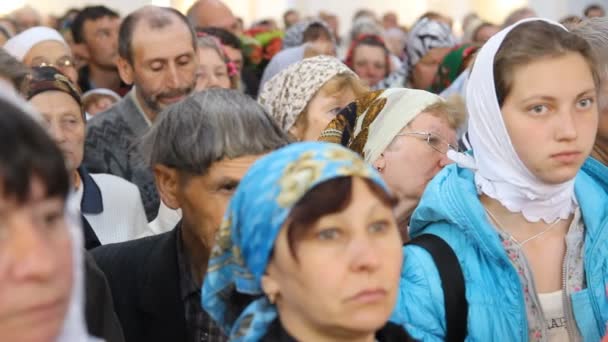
[320,88,465,239]
[4,26,78,84]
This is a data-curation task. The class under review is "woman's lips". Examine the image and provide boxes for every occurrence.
[551,151,581,163]
[347,288,388,304]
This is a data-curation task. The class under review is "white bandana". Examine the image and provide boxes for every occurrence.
[448,18,577,223]
[3,26,68,62]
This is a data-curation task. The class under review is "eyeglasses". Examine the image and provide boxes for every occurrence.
[30,56,76,69]
[394,131,459,154]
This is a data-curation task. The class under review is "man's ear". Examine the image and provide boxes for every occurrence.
[153,164,181,210]
[116,56,134,85]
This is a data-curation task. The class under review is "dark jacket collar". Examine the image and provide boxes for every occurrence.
[137,223,189,341]
[78,166,103,214]
[261,319,414,342]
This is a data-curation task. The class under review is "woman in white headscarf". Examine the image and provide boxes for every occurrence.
[319,88,464,239]
[0,90,95,341]
[391,19,608,341]
[4,26,78,84]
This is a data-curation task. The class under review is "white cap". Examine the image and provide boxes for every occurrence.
[3,26,67,62]
[82,88,122,102]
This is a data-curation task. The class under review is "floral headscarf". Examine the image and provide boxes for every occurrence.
[377,18,456,88]
[201,142,388,342]
[258,55,355,133]
[429,44,479,94]
[319,88,444,163]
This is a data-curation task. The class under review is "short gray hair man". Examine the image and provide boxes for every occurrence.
[145,88,289,174]
[145,88,290,233]
[91,89,290,342]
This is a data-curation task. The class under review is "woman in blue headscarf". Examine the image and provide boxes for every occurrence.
[202,142,412,341]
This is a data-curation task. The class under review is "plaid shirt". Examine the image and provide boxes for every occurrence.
[176,227,227,342]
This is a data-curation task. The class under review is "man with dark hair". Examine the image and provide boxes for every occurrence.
[585,4,606,18]
[71,6,126,95]
[92,89,289,342]
[84,6,199,221]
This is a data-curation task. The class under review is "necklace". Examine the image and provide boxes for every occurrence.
[484,207,562,246]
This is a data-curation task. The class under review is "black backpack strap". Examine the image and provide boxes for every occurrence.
[407,234,468,342]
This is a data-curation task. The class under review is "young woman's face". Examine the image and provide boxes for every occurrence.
[0,178,73,341]
[502,52,598,184]
[195,47,231,91]
[263,177,402,339]
[352,44,388,87]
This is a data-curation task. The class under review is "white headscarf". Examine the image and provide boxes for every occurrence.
[448,18,576,223]
[362,88,444,163]
[3,26,67,62]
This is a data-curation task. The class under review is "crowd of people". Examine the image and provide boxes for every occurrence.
[1,0,608,341]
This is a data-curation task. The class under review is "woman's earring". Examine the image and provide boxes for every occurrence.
[267,293,277,304]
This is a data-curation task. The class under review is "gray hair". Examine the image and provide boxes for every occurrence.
[571,17,608,110]
[143,88,289,175]
[197,35,227,59]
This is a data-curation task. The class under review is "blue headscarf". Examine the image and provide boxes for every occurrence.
[202,141,389,341]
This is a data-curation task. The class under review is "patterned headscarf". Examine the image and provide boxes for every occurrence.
[202,141,388,342]
[281,18,334,50]
[429,44,479,94]
[23,66,83,118]
[258,55,355,133]
[320,88,444,163]
[377,18,456,88]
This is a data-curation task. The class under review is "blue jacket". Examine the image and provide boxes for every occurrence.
[391,164,608,341]
[583,157,608,193]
